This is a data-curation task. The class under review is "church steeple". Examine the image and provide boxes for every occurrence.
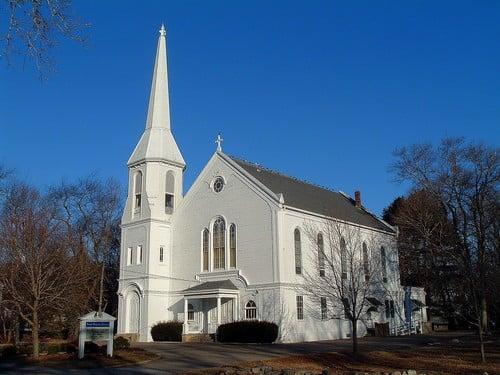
[128,25,185,167]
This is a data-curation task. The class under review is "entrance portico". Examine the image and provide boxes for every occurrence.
[182,280,239,335]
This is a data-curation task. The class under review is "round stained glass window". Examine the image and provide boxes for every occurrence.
[213,176,225,193]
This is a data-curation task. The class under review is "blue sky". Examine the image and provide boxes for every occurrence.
[1,1,499,215]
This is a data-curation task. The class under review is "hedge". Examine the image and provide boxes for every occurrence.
[151,321,183,341]
[217,321,278,343]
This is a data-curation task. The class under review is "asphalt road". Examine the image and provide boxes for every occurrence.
[0,332,473,374]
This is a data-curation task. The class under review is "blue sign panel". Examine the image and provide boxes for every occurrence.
[86,321,110,328]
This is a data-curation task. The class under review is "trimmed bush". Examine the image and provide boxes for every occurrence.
[113,336,130,350]
[151,321,183,342]
[217,321,278,343]
[1,345,17,358]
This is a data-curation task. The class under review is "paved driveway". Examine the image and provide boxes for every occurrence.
[0,333,470,374]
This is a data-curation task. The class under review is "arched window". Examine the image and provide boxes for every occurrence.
[318,233,325,277]
[362,242,369,281]
[187,303,194,321]
[134,171,142,211]
[294,228,302,275]
[202,229,209,271]
[381,246,387,282]
[229,224,236,268]
[340,237,347,279]
[245,300,257,320]
[165,171,175,214]
[213,217,226,270]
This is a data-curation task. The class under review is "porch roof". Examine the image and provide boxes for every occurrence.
[183,280,239,298]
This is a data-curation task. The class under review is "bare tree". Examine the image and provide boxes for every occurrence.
[0,183,92,358]
[49,176,122,315]
[300,220,390,355]
[1,0,89,78]
[391,138,499,362]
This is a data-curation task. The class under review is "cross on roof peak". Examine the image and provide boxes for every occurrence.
[215,134,223,152]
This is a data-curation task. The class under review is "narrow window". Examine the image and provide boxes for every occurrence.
[318,233,325,277]
[294,229,302,275]
[187,303,194,321]
[343,298,350,319]
[202,229,209,271]
[296,295,304,320]
[320,297,327,320]
[363,242,369,281]
[165,171,175,214]
[385,300,390,319]
[127,247,133,266]
[134,171,142,211]
[245,300,257,320]
[229,224,236,268]
[390,300,395,318]
[381,247,387,283]
[159,246,164,263]
[213,217,226,270]
[137,245,143,265]
[340,237,347,279]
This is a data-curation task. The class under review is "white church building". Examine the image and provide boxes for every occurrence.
[117,26,426,343]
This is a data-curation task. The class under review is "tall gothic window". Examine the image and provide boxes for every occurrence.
[229,224,236,268]
[165,171,175,214]
[363,242,369,281]
[294,228,302,275]
[381,246,388,283]
[320,297,327,320]
[340,237,347,279]
[202,228,209,271]
[318,233,325,277]
[134,171,142,211]
[213,217,226,270]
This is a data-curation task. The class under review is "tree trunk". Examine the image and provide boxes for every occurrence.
[351,319,358,355]
[98,262,105,315]
[32,309,39,359]
[478,312,486,363]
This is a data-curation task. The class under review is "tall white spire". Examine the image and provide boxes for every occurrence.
[146,24,171,129]
[128,25,185,168]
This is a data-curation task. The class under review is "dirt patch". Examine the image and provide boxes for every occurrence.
[23,348,159,369]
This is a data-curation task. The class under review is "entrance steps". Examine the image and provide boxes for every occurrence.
[182,333,214,343]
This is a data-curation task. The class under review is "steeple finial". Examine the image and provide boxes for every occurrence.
[159,23,166,36]
[215,133,223,152]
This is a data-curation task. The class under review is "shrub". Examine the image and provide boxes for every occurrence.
[1,345,17,358]
[113,336,130,350]
[151,321,183,341]
[217,321,278,343]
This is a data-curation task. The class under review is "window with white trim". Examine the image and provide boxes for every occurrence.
[362,242,369,281]
[165,171,175,214]
[320,297,327,320]
[294,229,302,275]
[127,247,133,266]
[318,233,325,277]
[245,300,257,320]
[159,246,164,263]
[381,246,388,283]
[340,237,347,279]
[137,245,143,265]
[296,295,304,320]
[134,171,142,212]
[187,303,194,321]
[213,217,226,270]
[202,229,209,271]
[229,224,236,268]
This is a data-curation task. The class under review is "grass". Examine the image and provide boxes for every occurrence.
[190,335,500,375]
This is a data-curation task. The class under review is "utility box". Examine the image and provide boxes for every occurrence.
[78,311,116,359]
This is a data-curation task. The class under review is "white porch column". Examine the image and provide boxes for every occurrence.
[233,297,238,321]
[217,297,221,325]
[183,298,189,334]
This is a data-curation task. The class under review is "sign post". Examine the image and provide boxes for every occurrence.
[78,311,116,359]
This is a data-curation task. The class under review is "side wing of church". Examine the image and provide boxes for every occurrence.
[116,27,427,343]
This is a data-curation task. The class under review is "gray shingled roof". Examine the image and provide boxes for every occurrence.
[184,280,238,292]
[229,156,394,233]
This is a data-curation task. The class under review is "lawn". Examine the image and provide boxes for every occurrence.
[191,335,500,375]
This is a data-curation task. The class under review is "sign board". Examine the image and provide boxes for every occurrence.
[78,311,116,359]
